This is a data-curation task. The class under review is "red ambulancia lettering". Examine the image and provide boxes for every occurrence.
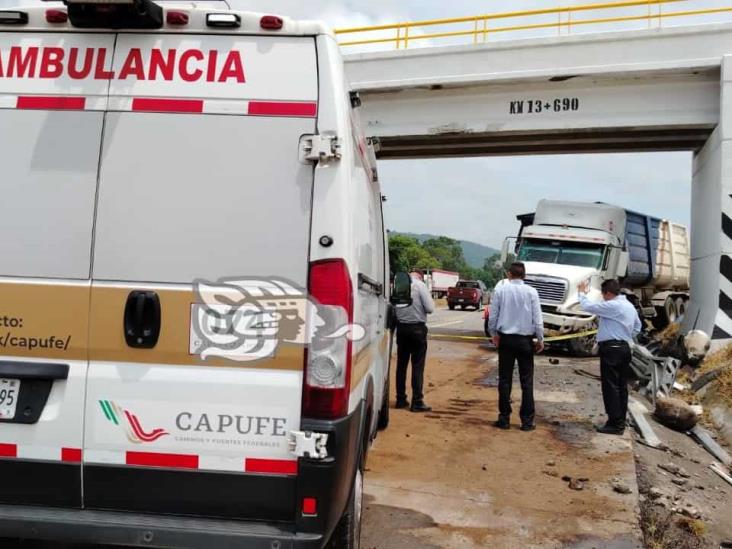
[218,50,245,83]
[39,47,65,78]
[118,47,146,80]
[94,49,114,80]
[179,49,204,82]
[149,49,175,81]
[206,50,218,83]
[0,47,246,83]
[68,48,95,80]
[6,46,39,78]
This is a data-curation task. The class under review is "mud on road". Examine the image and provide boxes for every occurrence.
[361,339,642,549]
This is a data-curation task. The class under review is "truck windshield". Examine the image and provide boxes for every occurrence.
[518,240,605,268]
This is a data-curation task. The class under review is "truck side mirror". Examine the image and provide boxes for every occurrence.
[391,271,413,307]
[501,237,516,264]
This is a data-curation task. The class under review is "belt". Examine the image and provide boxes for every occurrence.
[498,332,533,338]
[398,321,426,327]
[598,339,630,347]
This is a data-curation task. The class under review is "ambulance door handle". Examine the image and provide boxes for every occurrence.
[124,291,162,349]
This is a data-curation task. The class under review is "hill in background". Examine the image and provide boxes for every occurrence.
[396,232,499,269]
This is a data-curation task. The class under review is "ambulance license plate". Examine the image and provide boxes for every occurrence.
[0,379,20,419]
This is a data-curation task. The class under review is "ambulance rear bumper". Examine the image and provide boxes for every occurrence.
[0,504,323,548]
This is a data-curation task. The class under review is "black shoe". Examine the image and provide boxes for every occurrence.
[395,399,410,409]
[410,402,432,413]
[493,420,510,430]
[520,424,536,432]
[595,424,624,435]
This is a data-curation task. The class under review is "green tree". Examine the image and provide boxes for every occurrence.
[388,234,440,274]
[423,236,468,273]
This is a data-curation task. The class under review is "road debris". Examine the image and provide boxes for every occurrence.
[654,396,702,431]
[689,426,732,467]
[710,463,732,488]
[628,397,665,449]
[611,478,632,494]
[658,462,691,478]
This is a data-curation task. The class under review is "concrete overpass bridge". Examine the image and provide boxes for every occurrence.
[339,4,732,343]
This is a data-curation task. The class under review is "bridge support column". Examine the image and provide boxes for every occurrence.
[687,55,732,343]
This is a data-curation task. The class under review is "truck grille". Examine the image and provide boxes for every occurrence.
[525,277,567,304]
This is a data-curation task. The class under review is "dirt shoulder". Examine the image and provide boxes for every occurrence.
[361,339,643,549]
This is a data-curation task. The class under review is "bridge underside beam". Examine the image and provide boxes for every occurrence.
[375,126,713,159]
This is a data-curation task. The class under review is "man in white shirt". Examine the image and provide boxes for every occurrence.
[578,278,641,435]
[488,262,544,431]
[395,270,435,412]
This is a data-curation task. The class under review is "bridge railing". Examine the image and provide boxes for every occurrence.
[335,0,732,50]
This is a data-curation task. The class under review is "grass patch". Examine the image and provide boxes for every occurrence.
[641,501,706,549]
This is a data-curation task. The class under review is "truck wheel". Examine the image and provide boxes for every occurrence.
[664,297,678,325]
[675,297,687,322]
[448,303,455,310]
[327,463,364,549]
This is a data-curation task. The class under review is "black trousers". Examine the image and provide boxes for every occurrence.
[396,322,428,403]
[497,334,535,425]
[599,340,632,429]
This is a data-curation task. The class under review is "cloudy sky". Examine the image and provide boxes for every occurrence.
[2,0,726,248]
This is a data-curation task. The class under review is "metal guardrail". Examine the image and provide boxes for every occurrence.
[335,0,732,49]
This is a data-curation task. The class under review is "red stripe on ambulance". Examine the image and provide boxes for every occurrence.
[0,443,17,458]
[61,448,83,463]
[132,98,204,113]
[16,96,86,110]
[248,100,317,118]
[126,451,199,470]
[245,458,298,475]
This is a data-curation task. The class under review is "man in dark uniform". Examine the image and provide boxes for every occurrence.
[395,270,435,412]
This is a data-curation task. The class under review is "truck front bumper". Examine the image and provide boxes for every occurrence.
[542,311,595,333]
[0,504,323,548]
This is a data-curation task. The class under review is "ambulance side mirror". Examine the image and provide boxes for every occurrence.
[391,272,413,307]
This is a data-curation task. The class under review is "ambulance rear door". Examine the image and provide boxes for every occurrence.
[0,32,113,507]
[84,33,318,521]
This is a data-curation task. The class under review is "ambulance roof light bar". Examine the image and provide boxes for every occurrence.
[64,0,163,29]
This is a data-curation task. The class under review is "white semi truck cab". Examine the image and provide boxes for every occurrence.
[502,200,690,355]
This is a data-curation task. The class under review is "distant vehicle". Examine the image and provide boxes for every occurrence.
[425,269,460,298]
[447,280,487,310]
[502,200,690,356]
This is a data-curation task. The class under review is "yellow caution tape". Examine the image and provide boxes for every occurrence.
[428,330,598,343]
[544,330,598,343]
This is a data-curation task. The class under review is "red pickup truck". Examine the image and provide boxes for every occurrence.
[447,280,487,310]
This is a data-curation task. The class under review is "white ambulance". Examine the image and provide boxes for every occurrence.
[0,1,391,547]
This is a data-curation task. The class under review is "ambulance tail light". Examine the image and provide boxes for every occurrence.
[303,259,354,420]
[260,15,283,30]
[64,0,163,29]
[46,9,68,23]
[166,10,188,25]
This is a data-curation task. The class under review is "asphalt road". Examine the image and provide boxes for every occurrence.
[427,302,486,337]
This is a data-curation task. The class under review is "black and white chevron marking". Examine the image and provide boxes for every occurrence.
[713,196,732,339]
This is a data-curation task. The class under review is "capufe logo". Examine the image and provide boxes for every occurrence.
[99,400,169,444]
[0,47,246,83]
